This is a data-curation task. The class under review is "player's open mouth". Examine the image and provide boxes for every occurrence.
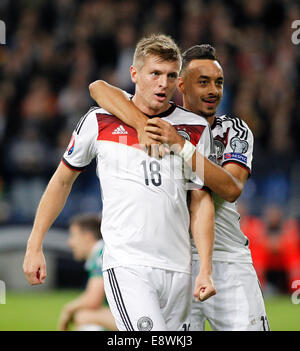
[202,97,218,103]
[202,97,218,106]
[155,93,167,102]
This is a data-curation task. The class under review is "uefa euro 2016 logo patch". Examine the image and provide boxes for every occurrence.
[67,135,75,155]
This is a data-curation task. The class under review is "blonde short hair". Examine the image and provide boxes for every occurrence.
[133,34,182,70]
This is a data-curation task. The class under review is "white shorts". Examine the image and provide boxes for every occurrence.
[190,261,270,331]
[103,266,192,331]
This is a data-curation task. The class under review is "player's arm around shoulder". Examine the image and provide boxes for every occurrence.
[144,118,244,199]
[222,163,249,194]
[190,189,216,302]
[89,80,147,129]
[89,80,162,154]
[23,163,80,285]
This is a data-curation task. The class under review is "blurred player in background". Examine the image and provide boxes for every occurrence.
[23,34,216,331]
[58,213,117,331]
[89,44,270,331]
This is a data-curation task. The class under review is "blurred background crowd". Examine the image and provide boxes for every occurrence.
[0,0,300,294]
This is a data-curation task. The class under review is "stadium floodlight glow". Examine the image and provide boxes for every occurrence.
[0,280,5,304]
[0,20,6,44]
[291,20,300,45]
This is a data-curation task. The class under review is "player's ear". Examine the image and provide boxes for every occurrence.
[177,76,185,94]
[130,65,138,84]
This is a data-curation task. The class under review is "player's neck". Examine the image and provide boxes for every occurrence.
[86,240,98,258]
[206,115,216,127]
[182,101,216,125]
[132,94,171,116]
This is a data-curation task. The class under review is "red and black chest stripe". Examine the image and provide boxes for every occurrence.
[96,113,142,150]
[96,114,206,149]
[174,125,206,146]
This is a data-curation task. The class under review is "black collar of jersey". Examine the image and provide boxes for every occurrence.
[144,102,177,119]
[210,116,217,130]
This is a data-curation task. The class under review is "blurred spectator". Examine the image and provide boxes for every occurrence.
[58,71,91,131]
[239,201,269,290]
[5,123,50,221]
[7,123,51,176]
[0,176,11,223]
[143,1,178,38]
[114,23,136,92]
[239,201,300,294]
[21,77,57,123]
[0,96,7,144]
[263,204,300,294]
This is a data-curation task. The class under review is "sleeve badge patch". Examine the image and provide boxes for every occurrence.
[230,137,248,153]
[224,152,247,163]
[67,135,75,155]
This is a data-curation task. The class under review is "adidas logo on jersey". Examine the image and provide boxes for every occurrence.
[112,125,128,135]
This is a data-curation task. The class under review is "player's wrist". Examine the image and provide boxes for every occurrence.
[178,139,196,161]
[198,261,212,275]
[133,111,148,130]
[199,270,212,278]
[26,240,43,252]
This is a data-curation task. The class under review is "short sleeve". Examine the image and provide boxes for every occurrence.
[222,119,253,174]
[88,256,103,278]
[62,109,98,171]
[85,240,104,278]
[188,124,216,189]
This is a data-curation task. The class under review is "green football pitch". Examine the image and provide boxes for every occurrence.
[0,290,299,331]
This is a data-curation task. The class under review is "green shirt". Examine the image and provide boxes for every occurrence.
[84,240,104,279]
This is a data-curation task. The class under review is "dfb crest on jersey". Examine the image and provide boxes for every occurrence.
[230,137,248,154]
[177,129,191,141]
[214,139,225,159]
[137,316,153,331]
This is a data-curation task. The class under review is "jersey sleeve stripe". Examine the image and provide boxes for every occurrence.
[199,186,211,193]
[236,117,248,139]
[75,106,99,135]
[222,160,251,174]
[223,116,248,138]
[61,157,86,172]
[231,118,242,137]
[189,185,211,193]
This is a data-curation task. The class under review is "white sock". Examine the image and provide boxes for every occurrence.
[77,324,105,331]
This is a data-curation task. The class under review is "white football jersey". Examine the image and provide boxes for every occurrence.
[63,103,213,274]
[192,115,254,263]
